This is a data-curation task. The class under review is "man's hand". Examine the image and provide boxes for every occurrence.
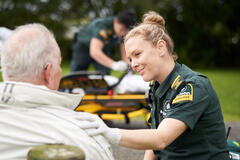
[111,60,128,71]
[76,112,121,145]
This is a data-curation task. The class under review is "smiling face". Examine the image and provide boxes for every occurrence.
[125,36,164,82]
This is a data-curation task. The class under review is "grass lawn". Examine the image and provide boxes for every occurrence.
[196,69,240,122]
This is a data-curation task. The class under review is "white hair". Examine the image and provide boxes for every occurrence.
[1,23,60,81]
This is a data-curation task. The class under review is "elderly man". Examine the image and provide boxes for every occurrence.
[0,23,114,160]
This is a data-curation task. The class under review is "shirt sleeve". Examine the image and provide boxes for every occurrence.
[92,26,110,42]
[166,82,209,130]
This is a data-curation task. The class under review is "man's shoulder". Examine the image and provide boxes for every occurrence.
[95,16,114,24]
[89,16,113,28]
[0,81,83,111]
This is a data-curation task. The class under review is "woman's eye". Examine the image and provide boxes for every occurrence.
[135,52,140,56]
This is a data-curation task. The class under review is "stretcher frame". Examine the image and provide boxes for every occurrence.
[59,70,150,124]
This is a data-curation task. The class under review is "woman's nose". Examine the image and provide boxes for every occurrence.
[131,60,138,70]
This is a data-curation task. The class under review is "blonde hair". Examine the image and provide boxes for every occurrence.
[124,11,177,61]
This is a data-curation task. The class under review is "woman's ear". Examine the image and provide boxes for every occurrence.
[157,40,167,56]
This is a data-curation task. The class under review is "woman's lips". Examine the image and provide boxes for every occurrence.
[137,67,144,75]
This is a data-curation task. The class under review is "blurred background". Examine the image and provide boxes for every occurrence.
[1,0,239,68]
[0,0,239,121]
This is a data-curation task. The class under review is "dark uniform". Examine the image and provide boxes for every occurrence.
[149,62,230,160]
[71,17,122,74]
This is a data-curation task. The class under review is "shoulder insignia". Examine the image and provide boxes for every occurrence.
[99,29,108,40]
[171,75,183,90]
[172,83,193,104]
[107,29,113,36]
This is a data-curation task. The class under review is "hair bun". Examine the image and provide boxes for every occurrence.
[143,11,165,29]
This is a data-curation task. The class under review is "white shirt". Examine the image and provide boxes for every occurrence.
[0,81,114,160]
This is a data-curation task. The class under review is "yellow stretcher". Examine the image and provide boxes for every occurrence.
[58,71,150,124]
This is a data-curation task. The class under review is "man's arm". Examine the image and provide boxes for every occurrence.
[119,118,188,150]
[89,38,114,68]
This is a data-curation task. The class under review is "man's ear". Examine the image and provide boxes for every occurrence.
[114,18,118,25]
[157,40,167,56]
[43,63,52,86]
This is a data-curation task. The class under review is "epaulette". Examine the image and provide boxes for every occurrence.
[171,75,186,93]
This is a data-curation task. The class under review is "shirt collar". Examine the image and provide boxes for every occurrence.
[154,62,183,98]
[0,81,84,110]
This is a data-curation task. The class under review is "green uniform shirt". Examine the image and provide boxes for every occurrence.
[149,62,229,160]
[71,16,121,72]
[76,16,121,51]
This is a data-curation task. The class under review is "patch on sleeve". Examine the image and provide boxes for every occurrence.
[107,29,113,35]
[99,29,108,40]
[172,83,193,104]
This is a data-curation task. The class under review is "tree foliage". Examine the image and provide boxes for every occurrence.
[0,0,239,68]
